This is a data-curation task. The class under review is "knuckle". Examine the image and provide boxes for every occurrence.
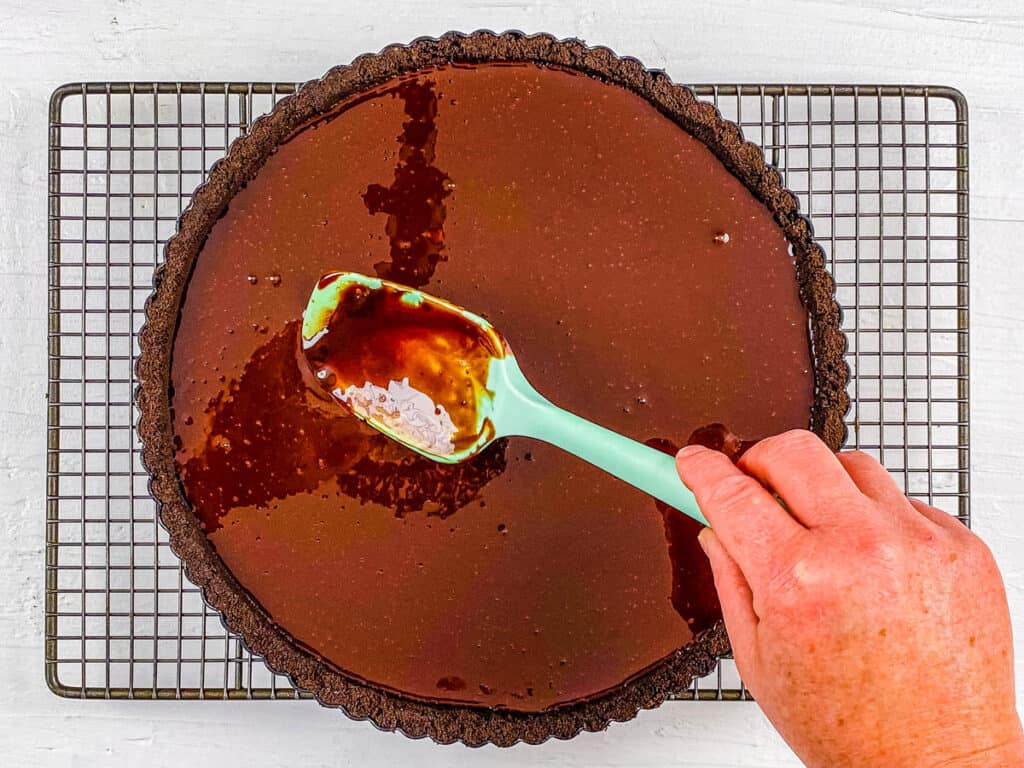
[745,429,820,464]
[907,516,944,546]
[676,444,726,474]
[765,566,803,601]
[844,524,898,560]
[840,449,874,466]
[764,558,837,615]
[692,446,731,471]
[773,429,820,451]
[960,532,998,569]
[832,530,908,593]
[704,473,761,510]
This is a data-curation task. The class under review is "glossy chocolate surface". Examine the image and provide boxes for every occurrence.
[170,62,814,710]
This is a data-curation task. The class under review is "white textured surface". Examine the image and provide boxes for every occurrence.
[2,1,1023,765]
[338,379,459,456]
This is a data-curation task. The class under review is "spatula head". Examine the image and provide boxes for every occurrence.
[300,272,508,463]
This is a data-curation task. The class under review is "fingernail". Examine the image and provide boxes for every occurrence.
[697,527,711,553]
[675,445,704,461]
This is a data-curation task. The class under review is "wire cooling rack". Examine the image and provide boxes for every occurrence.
[46,81,969,702]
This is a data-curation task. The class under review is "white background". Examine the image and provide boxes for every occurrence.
[2,1,1023,766]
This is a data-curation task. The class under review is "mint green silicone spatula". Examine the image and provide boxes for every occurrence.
[301,271,706,525]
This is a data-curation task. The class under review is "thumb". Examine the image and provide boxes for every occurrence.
[698,527,759,678]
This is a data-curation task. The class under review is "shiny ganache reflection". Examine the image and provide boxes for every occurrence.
[178,320,508,534]
[170,63,815,710]
[364,79,454,287]
[648,425,759,635]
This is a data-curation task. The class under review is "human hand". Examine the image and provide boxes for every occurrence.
[676,430,1024,768]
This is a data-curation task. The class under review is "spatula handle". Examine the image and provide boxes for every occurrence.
[492,358,706,525]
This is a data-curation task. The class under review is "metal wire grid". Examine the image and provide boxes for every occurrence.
[46,82,969,703]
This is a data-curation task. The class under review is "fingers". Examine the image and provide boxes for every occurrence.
[908,497,964,532]
[831,448,964,533]
[677,445,803,587]
[738,430,862,528]
[698,528,758,669]
[835,451,911,511]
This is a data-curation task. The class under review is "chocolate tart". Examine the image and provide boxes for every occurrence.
[137,32,849,745]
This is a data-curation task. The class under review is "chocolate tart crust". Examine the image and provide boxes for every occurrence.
[137,31,850,746]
